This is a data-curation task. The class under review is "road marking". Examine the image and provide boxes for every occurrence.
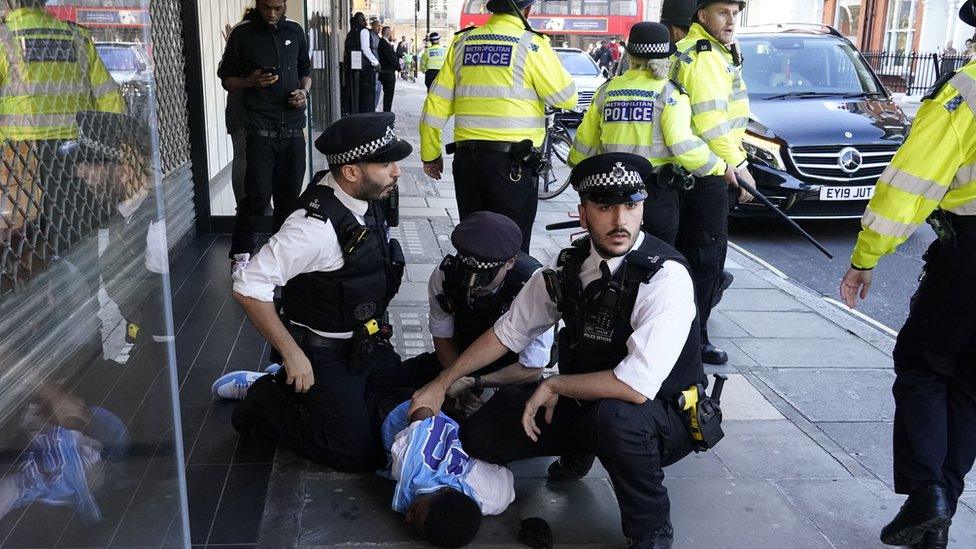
[822,297,899,337]
[728,241,788,279]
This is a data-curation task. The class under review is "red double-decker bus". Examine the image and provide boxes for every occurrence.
[459,0,643,49]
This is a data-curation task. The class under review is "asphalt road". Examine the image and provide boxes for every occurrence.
[728,216,935,332]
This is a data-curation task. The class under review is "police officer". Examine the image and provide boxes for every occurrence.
[660,0,696,43]
[403,211,551,407]
[230,112,413,472]
[411,153,705,548]
[840,4,976,547]
[419,0,577,253]
[569,22,734,245]
[0,0,124,255]
[670,0,757,365]
[419,32,447,91]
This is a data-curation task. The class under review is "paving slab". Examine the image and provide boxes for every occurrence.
[713,420,849,479]
[718,374,784,420]
[714,288,808,312]
[755,369,896,422]
[724,266,769,288]
[735,338,892,369]
[400,206,451,218]
[706,311,750,338]
[392,281,428,304]
[405,262,436,283]
[709,338,759,369]
[724,310,853,339]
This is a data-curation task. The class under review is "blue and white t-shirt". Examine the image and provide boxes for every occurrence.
[382,401,514,516]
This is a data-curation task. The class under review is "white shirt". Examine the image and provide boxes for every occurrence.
[231,173,369,338]
[427,267,554,369]
[492,232,698,401]
[360,28,379,67]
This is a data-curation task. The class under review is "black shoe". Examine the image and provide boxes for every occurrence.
[627,522,674,549]
[710,270,735,309]
[701,344,728,365]
[880,484,952,546]
[547,454,596,481]
[913,526,949,549]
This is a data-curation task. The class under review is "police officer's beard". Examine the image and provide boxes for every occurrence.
[357,173,398,201]
[592,228,635,258]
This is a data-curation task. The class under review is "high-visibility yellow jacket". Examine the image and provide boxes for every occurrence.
[569,68,725,178]
[420,44,447,72]
[0,8,124,141]
[851,62,976,269]
[419,13,577,162]
[671,23,749,169]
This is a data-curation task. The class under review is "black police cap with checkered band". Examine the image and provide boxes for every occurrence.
[451,211,522,268]
[570,153,653,205]
[626,22,677,60]
[315,112,413,167]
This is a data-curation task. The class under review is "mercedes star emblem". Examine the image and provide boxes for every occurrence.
[838,147,862,173]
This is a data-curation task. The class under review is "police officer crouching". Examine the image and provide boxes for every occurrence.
[230,112,413,472]
[410,153,710,548]
[403,211,551,411]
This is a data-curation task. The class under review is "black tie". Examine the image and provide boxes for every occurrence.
[583,260,612,299]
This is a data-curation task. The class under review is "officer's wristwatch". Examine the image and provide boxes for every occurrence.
[471,375,482,390]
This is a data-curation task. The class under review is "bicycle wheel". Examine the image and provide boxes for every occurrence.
[537,132,574,200]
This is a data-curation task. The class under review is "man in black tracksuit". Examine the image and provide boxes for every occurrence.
[218,0,311,269]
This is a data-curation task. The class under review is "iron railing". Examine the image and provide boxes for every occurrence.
[860,51,970,96]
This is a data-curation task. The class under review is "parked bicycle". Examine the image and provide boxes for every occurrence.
[537,109,574,200]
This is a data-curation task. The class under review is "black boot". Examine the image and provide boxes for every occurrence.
[627,521,674,549]
[880,484,952,546]
[701,343,728,365]
[547,454,596,481]
[913,526,949,549]
[710,270,734,309]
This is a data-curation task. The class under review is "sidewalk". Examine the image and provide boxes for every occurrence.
[256,81,976,547]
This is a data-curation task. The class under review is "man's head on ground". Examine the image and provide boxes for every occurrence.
[449,211,522,298]
[695,0,744,45]
[316,112,412,201]
[571,153,651,259]
[255,0,286,26]
[406,488,482,547]
[627,22,676,78]
[485,0,535,18]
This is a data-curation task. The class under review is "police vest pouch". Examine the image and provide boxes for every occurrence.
[388,238,406,296]
[677,374,727,452]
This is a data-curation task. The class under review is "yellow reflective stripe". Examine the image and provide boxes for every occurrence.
[950,71,976,113]
[420,112,449,128]
[861,209,921,239]
[882,167,948,202]
[543,82,576,105]
[670,138,703,156]
[731,89,748,101]
[946,202,976,215]
[0,81,92,96]
[691,99,727,114]
[953,162,976,189]
[602,143,670,157]
[456,84,536,100]
[0,112,77,128]
[91,80,118,98]
[729,116,749,130]
[455,115,544,129]
[572,140,600,156]
[700,122,732,140]
[693,155,721,177]
[510,32,535,89]
[430,82,454,100]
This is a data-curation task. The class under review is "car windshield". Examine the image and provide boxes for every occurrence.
[558,51,600,76]
[97,47,140,71]
[738,36,883,97]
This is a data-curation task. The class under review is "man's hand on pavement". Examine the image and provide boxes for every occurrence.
[246,68,279,88]
[522,380,559,442]
[283,350,315,393]
[423,157,443,180]
[840,267,874,309]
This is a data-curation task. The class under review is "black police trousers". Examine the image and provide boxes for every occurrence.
[453,148,539,253]
[424,69,440,91]
[460,384,693,538]
[238,343,412,471]
[674,175,729,344]
[892,232,976,513]
[642,177,681,246]
[230,135,305,258]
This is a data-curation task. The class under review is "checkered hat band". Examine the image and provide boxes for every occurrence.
[79,135,125,161]
[326,126,397,165]
[630,42,671,55]
[579,170,644,190]
[458,253,506,270]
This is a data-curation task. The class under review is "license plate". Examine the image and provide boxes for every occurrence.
[819,185,875,201]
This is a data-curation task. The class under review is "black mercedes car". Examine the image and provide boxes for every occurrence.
[732,25,911,219]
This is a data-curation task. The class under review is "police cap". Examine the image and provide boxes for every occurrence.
[694,0,746,14]
[451,211,522,269]
[961,0,976,26]
[627,22,676,59]
[428,32,441,42]
[485,0,536,14]
[660,0,697,28]
[570,153,651,205]
[64,111,143,163]
[315,112,413,167]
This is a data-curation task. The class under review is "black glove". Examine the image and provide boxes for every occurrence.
[518,517,553,549]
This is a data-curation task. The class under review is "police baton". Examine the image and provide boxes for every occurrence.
[736,177,834,259]
[546,219,581,230]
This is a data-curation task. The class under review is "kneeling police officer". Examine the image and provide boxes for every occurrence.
[231,112,413,471]
[403,211,552,407]
[410,153,710,548]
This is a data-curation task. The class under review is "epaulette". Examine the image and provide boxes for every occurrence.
[455,25,477,35]
[696,39,711,53]
[924,70,958,101]
[670,79,688,95]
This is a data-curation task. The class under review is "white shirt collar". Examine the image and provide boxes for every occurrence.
[584,231,646,275]
[323,173,368,217]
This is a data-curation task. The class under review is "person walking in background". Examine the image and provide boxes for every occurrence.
[396,36,409,79]
[378,26,399,112]
[342,12,379,113]
[370,19,383,110]
[419,32,446,91]
[218,0,311,272]
[221,11,253,206]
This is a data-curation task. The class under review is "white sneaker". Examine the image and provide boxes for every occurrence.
[231,253,251,275]
[264,363,282,375]
[211,370,267,400]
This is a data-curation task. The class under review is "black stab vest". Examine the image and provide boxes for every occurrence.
[554,234,704,400]
[281,181,398,333]
[437,252,542,373]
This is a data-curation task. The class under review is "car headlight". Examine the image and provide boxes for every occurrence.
[742,133,786,171]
